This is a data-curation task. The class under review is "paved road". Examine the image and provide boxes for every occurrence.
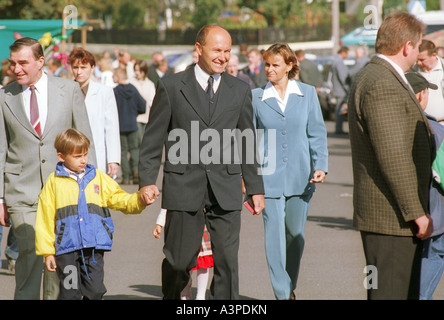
[1,120,443,300]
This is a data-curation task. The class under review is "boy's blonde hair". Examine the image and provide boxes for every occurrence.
[54,128,90,155]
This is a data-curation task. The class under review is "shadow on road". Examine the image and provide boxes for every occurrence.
[308,216,356,231]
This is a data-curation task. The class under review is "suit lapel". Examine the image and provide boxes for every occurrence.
[180,67,210,125]
[209,73,236,126]
[3,81,37,137]
[44,75,64,138]
[284,84,304,115]
[256,87,285,117]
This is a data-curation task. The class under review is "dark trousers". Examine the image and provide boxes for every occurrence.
[162,182,241,300]
[55,248,107,300]
[361,231,423,300]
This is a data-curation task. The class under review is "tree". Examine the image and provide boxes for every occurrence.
[237,0,331,27]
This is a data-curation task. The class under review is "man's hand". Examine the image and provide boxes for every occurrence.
[139,185,160,205]
[415,214,433,240]
[251,194,265,215]
[0,203,10,227]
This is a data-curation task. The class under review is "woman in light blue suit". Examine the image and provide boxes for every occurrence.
[252,43,328,300]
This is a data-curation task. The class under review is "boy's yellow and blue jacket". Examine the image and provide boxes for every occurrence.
[35,162,146,257]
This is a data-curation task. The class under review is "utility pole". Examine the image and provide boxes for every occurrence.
[332,0,340,54]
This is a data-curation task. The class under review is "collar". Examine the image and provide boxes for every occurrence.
[261,79,303,102]
[194,63,221,92]
[430,56,443,72]
[376,54,414,92]
[22,71,47,93]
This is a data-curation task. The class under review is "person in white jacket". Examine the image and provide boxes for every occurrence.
[68,47,121,177]
[130,59,156,143]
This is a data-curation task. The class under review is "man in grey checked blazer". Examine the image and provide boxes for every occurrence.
[348,12,435,299]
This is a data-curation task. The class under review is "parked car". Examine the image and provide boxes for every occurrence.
[341,26,377,47]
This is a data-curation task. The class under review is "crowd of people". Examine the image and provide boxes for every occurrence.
[0,12,444,301]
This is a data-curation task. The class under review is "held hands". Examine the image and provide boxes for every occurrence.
[139,185,160,206]
[310,170,327,183]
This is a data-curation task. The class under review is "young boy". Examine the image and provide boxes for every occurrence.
[35,128,150,300]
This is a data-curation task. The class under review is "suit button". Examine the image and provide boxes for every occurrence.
[282,130,287,135]
[282,144,287,149]
[42,160,46,163]
[40,142,44,146]
[283,157,288,162]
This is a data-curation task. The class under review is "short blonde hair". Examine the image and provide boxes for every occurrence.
[54,128,90,155]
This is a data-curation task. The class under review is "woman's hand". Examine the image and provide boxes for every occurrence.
[310,170,326,183]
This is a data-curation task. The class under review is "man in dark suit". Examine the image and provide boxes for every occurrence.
[0,37,96,299]
[147,52,173,85]
[242,48,267,88]
[331,46,350,134]
[348,12,434,299]
[138,25,265,300]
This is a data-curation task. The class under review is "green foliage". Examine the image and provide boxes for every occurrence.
[191,0,225,28]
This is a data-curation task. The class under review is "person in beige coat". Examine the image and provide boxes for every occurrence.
[348,12,435,300]
[0,37,96,299]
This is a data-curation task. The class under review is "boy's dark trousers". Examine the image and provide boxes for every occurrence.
[55,248,106,300]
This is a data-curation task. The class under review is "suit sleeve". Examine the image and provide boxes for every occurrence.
[71,82,97,167]
[237,86,265,196]
[103,86,121,165]
[0,90,6,198]
[138,79,172,187]
[307,86,328,173]
[363,79,428,221]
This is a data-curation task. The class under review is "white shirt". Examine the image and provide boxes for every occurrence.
[63,165,85,181]
[194,63,221,93]
[418,57,444,121]
[261,79,303,112]
[21,72,48,132]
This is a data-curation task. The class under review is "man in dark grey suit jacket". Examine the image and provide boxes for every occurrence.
[0,38,96,299]
[348,12,434,299]
[138,25,265,299]
[331,46,350,134]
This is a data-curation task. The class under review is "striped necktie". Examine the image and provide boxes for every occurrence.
[29,85,42,137]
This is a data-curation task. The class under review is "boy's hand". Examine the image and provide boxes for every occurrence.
[153,225,162,239]
[45,255,57,272]
[139,185,160,205]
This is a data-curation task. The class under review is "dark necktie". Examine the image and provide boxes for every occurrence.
[29,85,42,137]
[206,76,214,100]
